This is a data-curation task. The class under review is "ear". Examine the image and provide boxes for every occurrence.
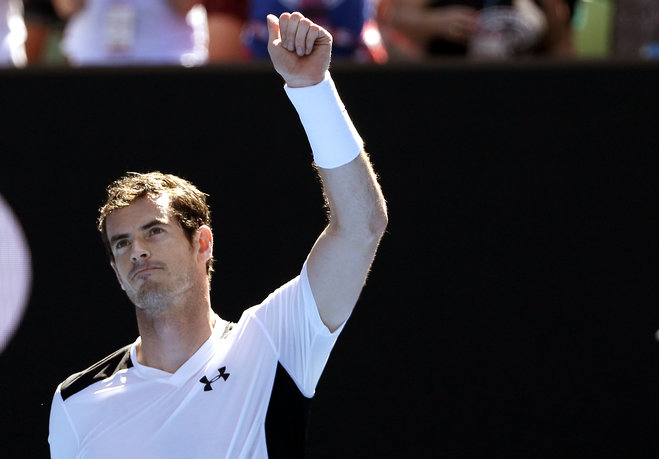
[196,225,213,264]
[110,261,126,291]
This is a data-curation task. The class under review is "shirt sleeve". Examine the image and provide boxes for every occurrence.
[250,261,347,397]
[48,385,79,459]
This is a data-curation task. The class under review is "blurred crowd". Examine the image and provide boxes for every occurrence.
[1,0,658,67]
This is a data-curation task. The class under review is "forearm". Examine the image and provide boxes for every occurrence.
[285,73,387,233]
[388,6,437,42]
[318,154,387,240]
[287,79,387,331]
[386,1,478,45]
[386,0,454,43]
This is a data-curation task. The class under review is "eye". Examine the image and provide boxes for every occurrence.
[149,227,164,236]
[115,239,129,250]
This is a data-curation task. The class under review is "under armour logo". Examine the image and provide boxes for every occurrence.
[200,367,230,391]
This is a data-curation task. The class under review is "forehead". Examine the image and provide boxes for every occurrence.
[105,194,172,236]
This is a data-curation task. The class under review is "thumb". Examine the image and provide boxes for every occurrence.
[266,14,280,44]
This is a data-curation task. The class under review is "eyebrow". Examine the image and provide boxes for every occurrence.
[109,219,167,246]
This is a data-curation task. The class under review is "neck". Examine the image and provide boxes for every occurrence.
[135,288,215,373]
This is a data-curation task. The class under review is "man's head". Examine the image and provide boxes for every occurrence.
[98,171,214,282]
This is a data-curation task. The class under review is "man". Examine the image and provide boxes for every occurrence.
[48,11,388,458]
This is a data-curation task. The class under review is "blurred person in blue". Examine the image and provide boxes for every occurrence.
[0,0,27,66]
[52,0,208,66]
[203,0,388,62]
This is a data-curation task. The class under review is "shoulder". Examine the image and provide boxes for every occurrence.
[59,344,133,401]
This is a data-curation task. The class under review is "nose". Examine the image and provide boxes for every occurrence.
[130,239,150,263]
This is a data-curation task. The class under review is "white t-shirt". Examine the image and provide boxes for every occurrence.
[49,263,344,458]
[60,0,208,66]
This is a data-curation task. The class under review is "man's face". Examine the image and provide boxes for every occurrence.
[105,194,200,312]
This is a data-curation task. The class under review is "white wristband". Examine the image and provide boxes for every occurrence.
[284,71,363,169]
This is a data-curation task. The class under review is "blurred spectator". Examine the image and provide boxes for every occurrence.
[537,0,574,55]
[203,0,248,61]
[612,0,659,58]
[378,0,575,60]
[0,0,27,67]
[52,0,208,66]
[204,0,388,63]
[23,0,65,64]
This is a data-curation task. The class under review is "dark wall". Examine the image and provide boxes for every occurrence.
[0,61,657,457]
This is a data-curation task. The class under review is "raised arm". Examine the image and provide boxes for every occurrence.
[267,13,388,332]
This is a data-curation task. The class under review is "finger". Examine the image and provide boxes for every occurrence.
[266,14,280,45]
[305,24,320,55]
[295,18,311,56]
[278,13,291,48]
[285,12,303,52]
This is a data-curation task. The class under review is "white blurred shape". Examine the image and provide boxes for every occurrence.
[0,193,31,353]
[0,0,27,67]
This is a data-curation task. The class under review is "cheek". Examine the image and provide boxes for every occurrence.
[114,258,132,281]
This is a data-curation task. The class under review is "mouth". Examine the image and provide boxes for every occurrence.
[130,266,162,280]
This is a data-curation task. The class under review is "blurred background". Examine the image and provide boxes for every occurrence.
[1,0,658,457]
[3,0,659,67]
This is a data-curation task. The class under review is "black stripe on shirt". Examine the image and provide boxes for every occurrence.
[266,362,313,459]
[60,344,133,401]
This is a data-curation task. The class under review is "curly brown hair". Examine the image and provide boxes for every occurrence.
[98,171,214,281]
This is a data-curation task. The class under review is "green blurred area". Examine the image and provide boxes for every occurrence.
[41,26,66,65]
[572,0,615,57]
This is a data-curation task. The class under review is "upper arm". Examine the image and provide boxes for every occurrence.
[306,153,388,332]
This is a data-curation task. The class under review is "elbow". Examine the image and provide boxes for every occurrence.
[371,206,389,237]
[364,202,388,242]
[330,205,388,243]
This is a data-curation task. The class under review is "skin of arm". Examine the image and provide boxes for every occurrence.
[267,13,388,332]
[385,0,479,46]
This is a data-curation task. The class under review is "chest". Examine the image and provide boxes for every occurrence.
[71,326,278,458]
